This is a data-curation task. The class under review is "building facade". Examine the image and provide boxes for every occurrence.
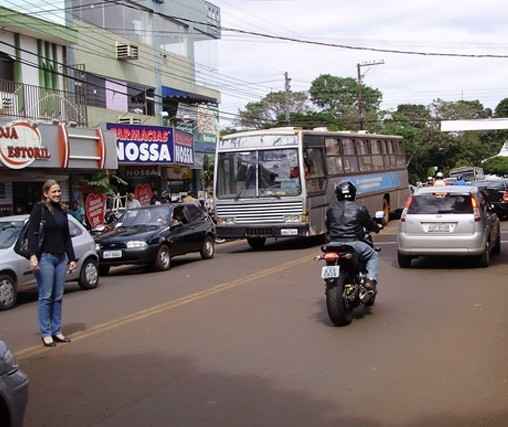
[0,1,221,213]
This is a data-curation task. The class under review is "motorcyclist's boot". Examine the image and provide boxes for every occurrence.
[364,278,377,294]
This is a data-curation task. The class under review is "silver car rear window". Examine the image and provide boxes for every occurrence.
[408,194,473,214]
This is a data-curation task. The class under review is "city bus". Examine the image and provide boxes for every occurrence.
[213,127,409,249]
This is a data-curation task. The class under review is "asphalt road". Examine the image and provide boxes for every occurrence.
[3,221,508,426]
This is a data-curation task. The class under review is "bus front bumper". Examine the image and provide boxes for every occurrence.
[217,224,310,239]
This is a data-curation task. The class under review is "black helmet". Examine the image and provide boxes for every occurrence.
[335,180,357,201]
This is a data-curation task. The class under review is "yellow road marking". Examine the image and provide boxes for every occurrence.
[18,253,313,360]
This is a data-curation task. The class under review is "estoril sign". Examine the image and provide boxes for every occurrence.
[0,121,48,169]
[0,119,118,170]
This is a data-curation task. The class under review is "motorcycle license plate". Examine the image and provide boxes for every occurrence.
[321,266,340,279]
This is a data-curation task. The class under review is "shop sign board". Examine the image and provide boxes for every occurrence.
[134,183,153,206]
[174,130,194,166]
[0,119,117,170]
[0,121,48,169]
[85,193,106,228]
[107,123,174,164]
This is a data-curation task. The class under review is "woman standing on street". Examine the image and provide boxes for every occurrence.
[28,180,77,347]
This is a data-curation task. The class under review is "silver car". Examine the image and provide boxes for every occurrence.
[397,186,501,268]
[0,214,100,310]
[0,340,29,427]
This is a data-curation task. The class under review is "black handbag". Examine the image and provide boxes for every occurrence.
[14,206,46,260]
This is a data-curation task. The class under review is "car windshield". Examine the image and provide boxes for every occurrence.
[0,221,24,249]
[408,193,473,214]
[120,208,170,226]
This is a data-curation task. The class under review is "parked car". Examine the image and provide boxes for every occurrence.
[0,214,100,311]
[397,186,501,268]
[94,203,216,275]
[0,340,29,427]
[470,179,508,220]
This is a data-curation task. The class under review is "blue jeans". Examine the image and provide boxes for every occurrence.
[336,240,379,282]
[34,253,68,338]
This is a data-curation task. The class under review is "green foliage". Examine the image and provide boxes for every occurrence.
[88,170,128,195]
[482,156,508,176]
[200,155,215,189]
[236,91,309,129]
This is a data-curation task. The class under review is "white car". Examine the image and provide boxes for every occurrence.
[0,214,99,310]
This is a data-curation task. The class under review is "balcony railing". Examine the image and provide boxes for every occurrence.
[0,79,88,127]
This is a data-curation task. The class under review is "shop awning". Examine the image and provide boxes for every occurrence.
[162,86,217,105]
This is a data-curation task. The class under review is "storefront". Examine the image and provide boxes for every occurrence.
[105,123,197,202]
[0,119,117,214]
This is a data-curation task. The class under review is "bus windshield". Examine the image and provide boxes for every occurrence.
[216,148,301,199]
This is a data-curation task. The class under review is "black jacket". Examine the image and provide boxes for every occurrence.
[326,200,379,241]
[28,202,76,261]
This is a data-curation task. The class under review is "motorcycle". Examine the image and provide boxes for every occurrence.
[315,211,385,326]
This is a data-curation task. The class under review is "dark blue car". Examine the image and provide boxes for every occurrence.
[94,203,216,275]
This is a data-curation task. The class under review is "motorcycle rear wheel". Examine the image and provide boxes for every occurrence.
[325,273,354,326]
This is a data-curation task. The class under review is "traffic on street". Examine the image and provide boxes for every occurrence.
[2,220,508,426]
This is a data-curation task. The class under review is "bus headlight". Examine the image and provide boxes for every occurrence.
[218,217,236,225]
[284,214,302,223]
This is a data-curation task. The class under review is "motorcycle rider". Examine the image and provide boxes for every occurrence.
[325,180,382,293]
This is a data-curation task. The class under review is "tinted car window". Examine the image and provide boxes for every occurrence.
[186,204,203,221]
[472,180,508,190]
[408,194,473,214]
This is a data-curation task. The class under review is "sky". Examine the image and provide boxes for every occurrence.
[213,0,508,126]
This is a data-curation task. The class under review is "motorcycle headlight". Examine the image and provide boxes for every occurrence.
[127,241,148,248]
[95,243,101,252]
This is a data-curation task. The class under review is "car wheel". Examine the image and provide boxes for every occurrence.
[200,235,215,259]
[397,252,412,268]
[78,258,99,290]
[99,265,111,276]
[153,245,171,271]
[0,274,17,311]
[492,233,501,256]
[476,241,490,268]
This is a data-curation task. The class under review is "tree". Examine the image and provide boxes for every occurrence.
[481,156,508,176]
[309,74,382,130]
[87,170,127,196]
[236,91,309,129]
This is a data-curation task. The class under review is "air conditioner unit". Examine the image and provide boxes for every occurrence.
[116,42,139,60]
[118,116,141,125]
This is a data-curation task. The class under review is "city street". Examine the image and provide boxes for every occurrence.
[2,221,508,426]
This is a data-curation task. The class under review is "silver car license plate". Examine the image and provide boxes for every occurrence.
[103,250,122,259]
[321,266,340,279]
[426,223,453,232]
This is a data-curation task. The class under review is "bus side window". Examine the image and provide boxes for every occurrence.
[304,148,326,192]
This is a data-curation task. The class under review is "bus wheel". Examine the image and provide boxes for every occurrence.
[382,198,390,225]
[247,237,266,250]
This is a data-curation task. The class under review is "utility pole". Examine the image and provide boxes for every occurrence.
[357,60,384,130]
[284,71,291,125]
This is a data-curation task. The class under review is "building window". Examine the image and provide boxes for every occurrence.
[0,52,15,84]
